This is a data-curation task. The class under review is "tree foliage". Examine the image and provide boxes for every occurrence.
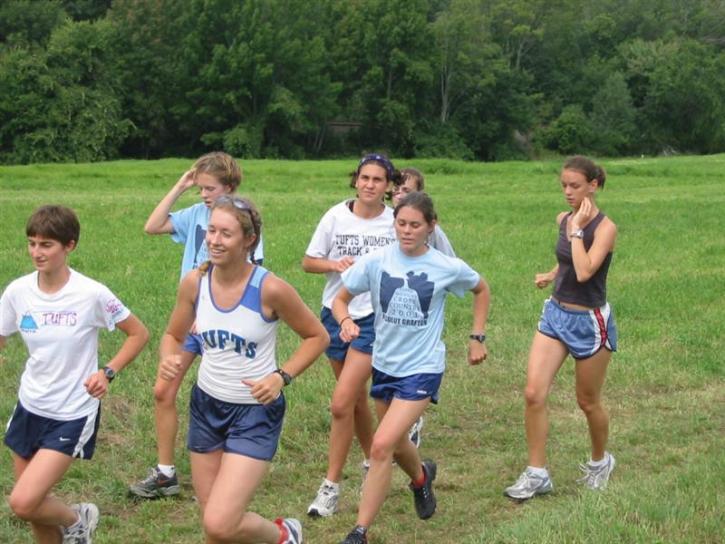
[0,0,723,163]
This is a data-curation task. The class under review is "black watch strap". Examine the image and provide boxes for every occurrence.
[469,334,486,343]
[102,366,116,382]
[274,368,293,386]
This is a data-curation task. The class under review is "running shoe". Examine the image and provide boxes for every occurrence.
[577,452,616,490]
[408,416,424,448]
[275,518,303,544]
[340,526,368,544]
[307,480,340,517]
[504,468,553,501]
[128,466,180,499]
[62,503,99,544]
[409,460,437,519]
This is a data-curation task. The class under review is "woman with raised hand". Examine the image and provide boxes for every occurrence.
[504,155,618,501]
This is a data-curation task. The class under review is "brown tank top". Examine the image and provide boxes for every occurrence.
[552,212,612,307]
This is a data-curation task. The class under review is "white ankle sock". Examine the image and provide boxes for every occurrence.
[527,466,549,477]
[589,453,609,467]
[157,464,176,477]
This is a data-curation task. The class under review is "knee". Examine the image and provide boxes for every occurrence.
[576,395,601,415]
[8,491,40,521]
[153,379,179,404]
[369,435,396,463]
[203,511,238,543]
[329,394,354,421]
[523,385,547,409]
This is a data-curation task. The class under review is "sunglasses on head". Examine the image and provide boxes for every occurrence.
[215,195,251,211]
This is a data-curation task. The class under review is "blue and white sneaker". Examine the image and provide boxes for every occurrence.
[275,518,302,544]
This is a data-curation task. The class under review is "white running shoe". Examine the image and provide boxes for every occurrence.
[577,452,616,490]
[504,468,553,501]
[62,503,99,543]
[408,416,424,448]
[307,480,340,517]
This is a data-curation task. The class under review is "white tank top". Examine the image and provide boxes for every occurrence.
[195,265,278,404]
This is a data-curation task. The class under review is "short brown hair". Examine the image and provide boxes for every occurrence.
[399,167,425,191]
[26,205,80,246]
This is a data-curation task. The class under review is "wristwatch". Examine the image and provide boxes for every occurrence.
[571,228,585,239]
[102,366,116,382]
[274,368,293,386]
[469,334,486,343]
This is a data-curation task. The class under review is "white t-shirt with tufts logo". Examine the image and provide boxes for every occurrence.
[0,269,130,420]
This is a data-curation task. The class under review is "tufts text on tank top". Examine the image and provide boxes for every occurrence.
[201,329,257,358]
[334,233,396,257]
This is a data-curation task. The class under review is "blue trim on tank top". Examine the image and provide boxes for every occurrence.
[202,265,275,322]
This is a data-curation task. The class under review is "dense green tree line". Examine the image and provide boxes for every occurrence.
[1,0,723,163]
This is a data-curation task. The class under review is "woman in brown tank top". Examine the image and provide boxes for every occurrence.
[504,156,619,501]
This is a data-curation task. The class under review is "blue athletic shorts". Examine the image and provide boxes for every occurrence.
[182,332,204,356]
[537,297,618,359]
[321,306,375,361]
[370,368,443,404]
[187,384,285,461]
[4,401,100,460]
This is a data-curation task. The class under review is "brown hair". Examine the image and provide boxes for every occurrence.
[348,153,401,188]
[398,167,425,191]
[562,155,607,189]
[192,152,242,191]
[393,191,437,225]
[26,205,80,247]
[198,196,262,274]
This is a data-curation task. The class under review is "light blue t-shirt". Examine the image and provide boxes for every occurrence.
[342,244,480,377]
[169,202,265,279]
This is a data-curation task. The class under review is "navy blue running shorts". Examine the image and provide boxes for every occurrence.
[187,384,285,461]
[321,306,375,362]
[370,368,443,405]
[4,401,100,460]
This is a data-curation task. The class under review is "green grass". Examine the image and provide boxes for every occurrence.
[1,155,723,543]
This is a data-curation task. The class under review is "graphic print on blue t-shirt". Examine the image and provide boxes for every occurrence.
[406,271,434,318]
[380,272,404,312]
[379,271,435,326]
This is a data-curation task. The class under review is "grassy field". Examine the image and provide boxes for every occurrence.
[0,155,723,543]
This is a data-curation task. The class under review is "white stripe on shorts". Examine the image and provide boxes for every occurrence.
[72,410,98,459]
[588,303,611,353]
[5,404,17,432]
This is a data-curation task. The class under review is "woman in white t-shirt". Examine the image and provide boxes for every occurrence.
[303,154,398,517]
[1,205,149,544]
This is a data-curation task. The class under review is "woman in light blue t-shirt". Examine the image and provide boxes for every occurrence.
[332,192,491,544]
